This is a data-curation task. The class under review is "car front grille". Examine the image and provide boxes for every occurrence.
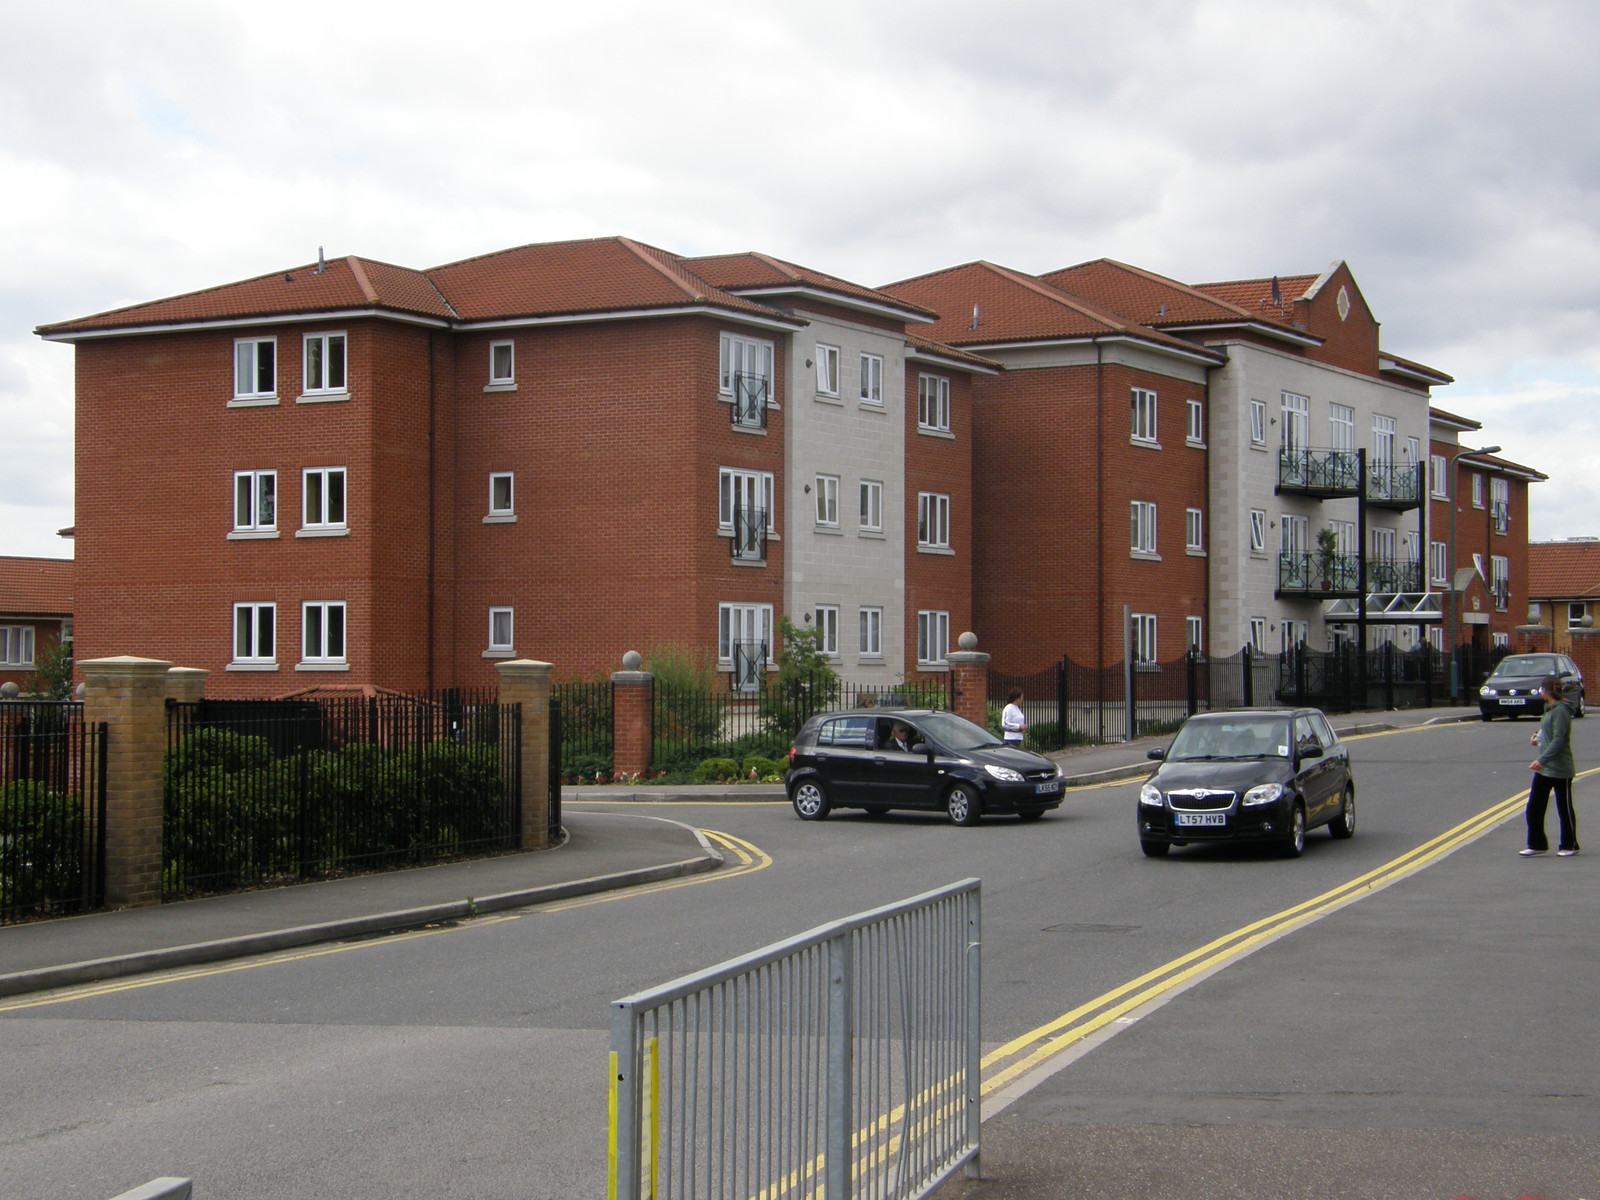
[1166,788,1237,811]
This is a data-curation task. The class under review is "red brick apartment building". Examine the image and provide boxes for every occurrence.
[38,238,987,696]
[0,556,74,691]
[1428,407,1547,652]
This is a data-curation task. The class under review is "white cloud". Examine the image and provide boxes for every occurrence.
[5,0,1600,554]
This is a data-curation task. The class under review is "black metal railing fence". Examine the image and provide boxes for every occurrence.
[164,691,519,898]
[1,700,106,924]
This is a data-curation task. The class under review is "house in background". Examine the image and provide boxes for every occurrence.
[0,556,74,691]
[1526,538,1600,654]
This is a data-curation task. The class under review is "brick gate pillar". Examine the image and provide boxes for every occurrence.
[1568,627,1600,692]
[611,651,653,779]
[80,656,173,908]
[165,667,209,703]
[495,658,555,850]
[945,632,991,730]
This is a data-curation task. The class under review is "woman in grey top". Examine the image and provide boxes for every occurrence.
[1522,674,1580,857]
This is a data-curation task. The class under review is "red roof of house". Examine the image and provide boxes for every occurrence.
[686,251,939,322]
[880,261,1223,361]
[1530,541,1600,601]
[1041,258,1260,328]
[1192,274,1319,328]
[0,556,74,615]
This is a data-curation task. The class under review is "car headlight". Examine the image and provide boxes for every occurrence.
[1139,783,1165,807]
[1479,686,1496,697]
[985,764,1025,783]
[1242,783,1284,807]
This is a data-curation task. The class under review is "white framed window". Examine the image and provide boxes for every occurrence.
[1427,626,1444,653]
[1281,513,1308,559]
[918,374,951,433]
[858,480,883,533]
[301,601,347,665]
[303,332,347,395]
[488,607,514,653]
[489,341,515,386]
[1186,399,1204,445]
[1280,392,1309,451]
[1329,403,1354,451]
[1491,555,1510,609]
[859,354,883,406]
[1570,602,1589,627]
[1249,509,1267,554]
[1372,525,1396,560]
[1249,400,1267,445]
[1186,615,1203,654]
[1249,618,1267,652]
[1372,413,1396,466]
[1185,508,1204,553]
[859,607,883,658]
[1282,620,1308,652]
[1430,454,1449,498]
[1471,472,1484,507]
[1491,477,1510,530]
[1492,631,1510,649]
[0,626,35,667]
[815,344,840,396]
[719,602,774,691]
[1332,520,1356,555]
[233,470,276,532]
[918,492,951,549]
[1131,500,1157,556]
[814,474,840,527]
[232,602,275,665]
[815,605,840,657]
[1430,540,1449,585]
[489,472,514,517]
[917,610,950,666]
[233,337,277,400]
[718,468,776,531]
[1131,613,1157,664]
[719,332,775,400]
[302,467,347,531]
[1131,388,1158,443]
[1401,531,1419,564]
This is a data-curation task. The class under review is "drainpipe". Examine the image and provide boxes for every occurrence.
[427,330,437,696]
[1095,340,1105,676]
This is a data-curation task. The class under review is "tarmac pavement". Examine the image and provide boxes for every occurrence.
[0,704,1478,1000]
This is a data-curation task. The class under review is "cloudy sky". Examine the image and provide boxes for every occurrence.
[4,0,1597,559]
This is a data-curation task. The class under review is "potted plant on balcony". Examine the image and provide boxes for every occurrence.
[1316,526,1340,590]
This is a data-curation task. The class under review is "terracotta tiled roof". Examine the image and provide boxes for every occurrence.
[1041,258,1257,327]
[38,256,454,335]
[1191,274,1317,328]
[880,261,1223,360]
[687,252,939,321]
[0,556,73,615]
[427,236,788,324]
[902,332,1002,371]
[1529,542,1600,600]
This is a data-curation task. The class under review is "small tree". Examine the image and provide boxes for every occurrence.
[25,638,74,701]
[761,616,840,737]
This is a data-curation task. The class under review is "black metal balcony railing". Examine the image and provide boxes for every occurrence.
[730,506,767,562]
[1491,501,1511,533]
[1277,448,1360,495]
[731,641,768,693]
[1367,557,1425,593]
[1365,461,1424,508]
[1493,581,1510,611]
[1278,552,1360,595]
[732,372,769,430]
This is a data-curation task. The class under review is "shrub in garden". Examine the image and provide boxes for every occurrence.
[0,780,83,913]
[741,755,785,781]
[694,758,740,783]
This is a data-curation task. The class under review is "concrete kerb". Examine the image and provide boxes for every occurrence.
[0,835,723,1000]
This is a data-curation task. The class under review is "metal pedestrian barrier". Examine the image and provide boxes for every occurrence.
[608,879,981,1200]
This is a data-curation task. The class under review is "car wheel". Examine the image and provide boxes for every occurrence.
[1328,786,1356,839]
[946,783,982,827]
[1281,803,1306,858]
[1017,809,1046,822]
[790,779,831,821]
[1140,839,1170,857]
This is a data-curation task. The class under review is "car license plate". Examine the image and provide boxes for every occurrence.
[1175,813,1227,827]
[1501,698,1526,706]
[1035,781,1061,794]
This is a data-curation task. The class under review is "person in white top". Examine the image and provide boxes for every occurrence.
[1001,689,1027,747]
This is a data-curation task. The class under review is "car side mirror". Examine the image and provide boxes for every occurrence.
[1146,746,1166,761]
[1299,744,1324,761]
[912,742,930,757]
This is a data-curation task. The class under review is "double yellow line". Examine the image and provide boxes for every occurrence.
[979,771,1591,1099]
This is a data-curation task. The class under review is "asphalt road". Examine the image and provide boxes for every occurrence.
[1,718,1594,1199]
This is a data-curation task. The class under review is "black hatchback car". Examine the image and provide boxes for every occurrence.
[1478,653,1585,721]
[1137,708,1354,858]
[785,709,1065,825]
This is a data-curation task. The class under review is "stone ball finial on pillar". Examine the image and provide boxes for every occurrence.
[0,681,18,699]
[622,650,643,671]
[957,631,979,652]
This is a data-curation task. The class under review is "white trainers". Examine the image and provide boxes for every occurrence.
[1519,848,1547,857]
[1557,848,1579,857]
